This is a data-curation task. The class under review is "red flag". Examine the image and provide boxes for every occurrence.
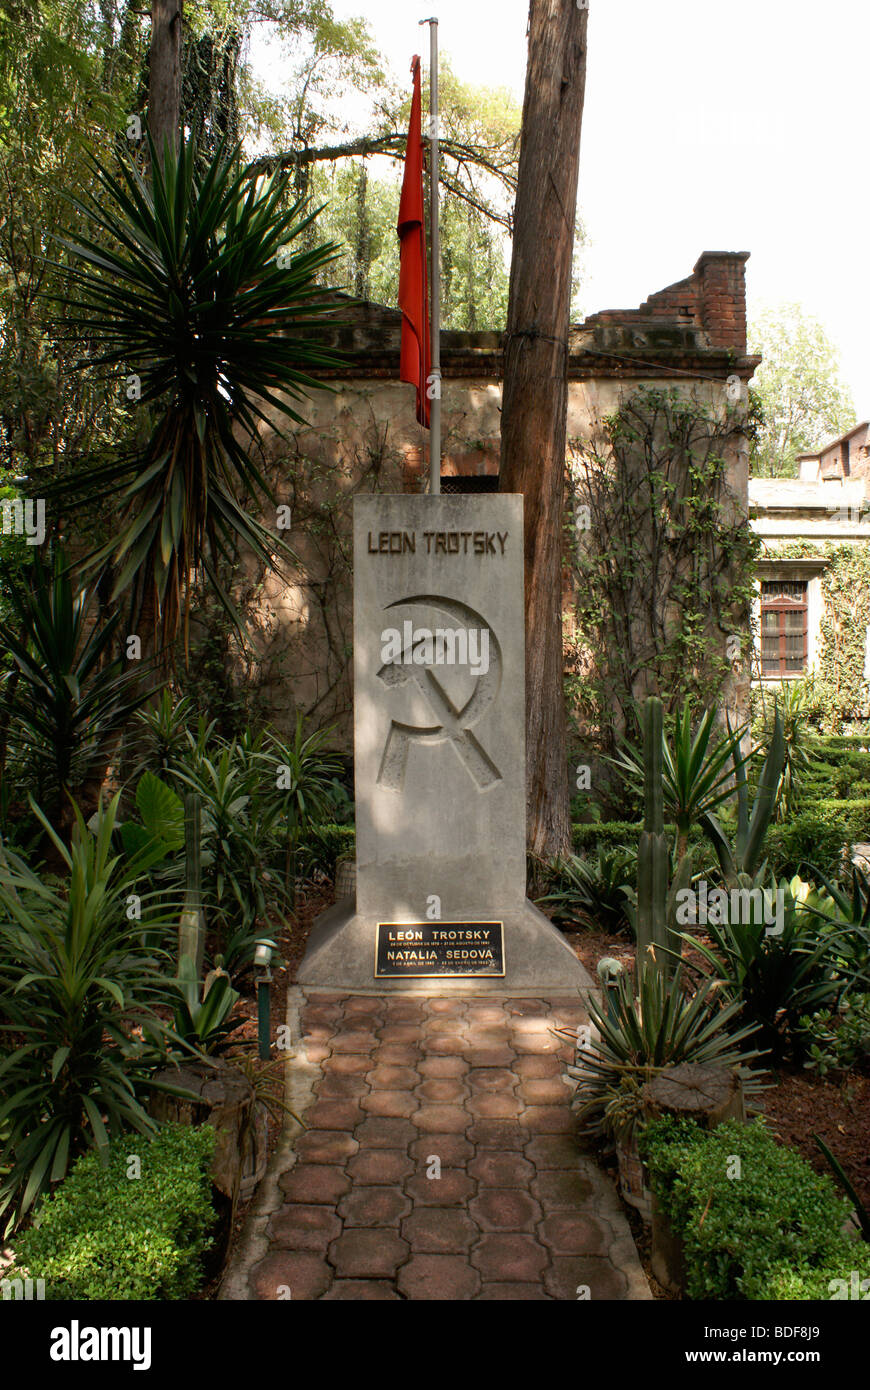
[398,55,430,429]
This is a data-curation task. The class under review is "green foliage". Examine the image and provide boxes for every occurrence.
[701,708,785,886]
[0,795,178,1234]
[566,960,762,1144]
[0,548,149,831]
[536,849,635,935]
[297,821,355,878]
[7,1123,216,1300]
[798,994,870,1077]
[566,388,759,745]
[678,878,847,1061]
[47,133,344,653]
[640,1117,861,1299]
[748,303,856,478]
[763,807,848,882]
[171,957,242,1056]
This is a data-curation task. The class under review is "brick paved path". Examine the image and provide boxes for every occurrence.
[231,991,650,1301]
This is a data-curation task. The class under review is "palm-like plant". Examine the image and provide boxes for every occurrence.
[0,795,179,1234]
[45,134,344,655]
[0,548,148,831]
[613,700,746,860]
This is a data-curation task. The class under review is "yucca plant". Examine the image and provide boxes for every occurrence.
[264,714,345,902]
[701,707,786,886]
[566,958,763,1143]
[44,133,345,656]
[0,548,149,833]
[613,699,746,860]
[0,795,181,1235]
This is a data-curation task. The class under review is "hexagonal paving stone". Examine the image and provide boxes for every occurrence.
[249,1252,332,1301]
[538,1212,609,1256]
[531,1170,596,1210]
[505,998,547,1014]
[471,1234,549,1282]
[404,1169,476,1206]
[414,1078,469,1104]
[411,1104,470,1134]
[355,1117,418,1149]
[294,1130,359,1164]
[420,1034,467,1056]
[417,1055,468,1079]
[303,1099,366,1131]
[338,1186,411,1228]
[318,1072,370,1100]
[401,1208,478,1253]
[468,1151,535,1187]
[377,1023,422,1044]
[427,999,468,1017]
[518,1077,573,1106]
[465,1046,516,1068]
[397,1255,480,1300]
[524,1135,582,1168]
[278,1165,351,1205]
[513,1054,562,1079]
[321,1280,400,1300]
[521,1105,575,1134]
[544,1256,628,1301]
[330,1030,379,1054]
[467,1120,528,1149]
[321,1053,372,1076]
[374,1043,423,1066]
[408,1134,475,1165]
[346,1149,414,1185]
[467,1092,523,1120]
[367,1064,419,1090]
[469,1189,542,1232]
[360,1089,419,1118]
[344,996,385,1016]
[511,1033,561,1054]
[466,1067,516,1093]
[267,1204,341,1251]
[328,1229,410,1279]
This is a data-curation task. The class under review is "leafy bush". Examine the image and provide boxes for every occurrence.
[764,808,848,882]
[798,993,870,1075]
[566,960,762,1143]
[640,1117,862,1300]
[297,822,355,879]
[7,1123,215,1300]
[537,848,635,934]
[0,796,178,1233]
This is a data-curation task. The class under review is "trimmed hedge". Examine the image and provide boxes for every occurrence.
[640,1117,863,1300]
[297,822,355,877]
[8,1123,216,1300]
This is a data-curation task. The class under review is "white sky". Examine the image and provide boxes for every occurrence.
[254,0,869,417]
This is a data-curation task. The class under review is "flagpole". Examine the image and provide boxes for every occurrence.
[420,17,441,496]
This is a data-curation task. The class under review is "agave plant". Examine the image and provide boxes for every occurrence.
[537,848,635,935]
[566,958,763,1143]
[0,795,180,1234]
[0,548,149,833]
[700,707,786,886]
[44,133,345,655]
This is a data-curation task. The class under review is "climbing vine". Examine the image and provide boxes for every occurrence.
[565,387,759,751]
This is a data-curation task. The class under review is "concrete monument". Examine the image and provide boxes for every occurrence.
[297,493,588,992]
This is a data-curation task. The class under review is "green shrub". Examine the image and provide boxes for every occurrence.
[765,808,848,881]
[799,993,870,1075]
[536,848,635,934]
[7,1123,216,1300]
[297,822,356,878]
[640,1117,862,1300]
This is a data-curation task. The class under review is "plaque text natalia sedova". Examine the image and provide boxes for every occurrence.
[375,922,505,977]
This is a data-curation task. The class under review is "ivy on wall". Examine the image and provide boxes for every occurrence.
[761,540,870,732]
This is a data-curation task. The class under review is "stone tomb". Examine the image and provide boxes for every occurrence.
[297,493,588,993]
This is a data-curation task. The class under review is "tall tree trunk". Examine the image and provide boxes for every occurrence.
[148,0,183,163]
[499,0,588,859]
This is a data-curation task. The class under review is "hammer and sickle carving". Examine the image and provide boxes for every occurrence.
[375,595,502,792]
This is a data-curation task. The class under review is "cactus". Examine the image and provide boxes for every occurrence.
[178,791,205,977]
[635,697,692,979]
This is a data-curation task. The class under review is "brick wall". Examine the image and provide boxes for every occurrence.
[584,250,750,354]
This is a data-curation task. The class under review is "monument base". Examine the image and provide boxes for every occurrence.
[297,898,593,995]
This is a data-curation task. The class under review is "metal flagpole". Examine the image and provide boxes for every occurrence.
[420,17,441,495]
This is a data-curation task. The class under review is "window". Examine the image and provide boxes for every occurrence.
[760,580,808,676]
